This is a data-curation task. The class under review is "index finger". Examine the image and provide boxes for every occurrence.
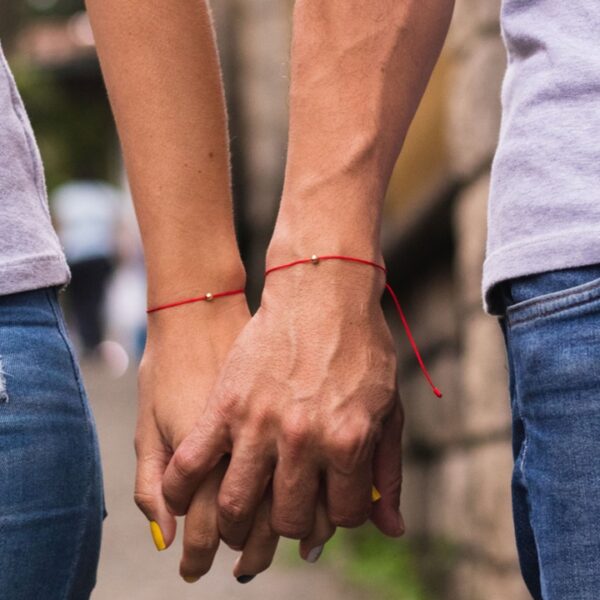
[179,458,228,583]
[162,413,229,515]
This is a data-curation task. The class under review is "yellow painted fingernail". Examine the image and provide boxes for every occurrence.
[149,520,166,551]
[371,485,382,502]
[183,575,200,584]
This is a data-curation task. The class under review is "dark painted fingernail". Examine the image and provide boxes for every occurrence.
[237,575,255,584]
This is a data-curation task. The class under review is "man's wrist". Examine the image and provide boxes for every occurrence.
[267,219,383,268]
[262,252,386,308]
[268,174,385,267]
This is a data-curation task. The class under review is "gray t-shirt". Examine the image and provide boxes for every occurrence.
[484,1,600,313]
[0,43,69,296]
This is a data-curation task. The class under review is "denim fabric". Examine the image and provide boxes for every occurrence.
[0,288,104,599]
[500,265,600,600]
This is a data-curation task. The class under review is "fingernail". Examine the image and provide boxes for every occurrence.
[306,545,324,563]
[149,520,166,551]
[236,575,255,584]
[371,485,382,502]
[183,575,200,584]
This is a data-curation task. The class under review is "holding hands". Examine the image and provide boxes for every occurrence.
[87,0,452,584]
[134,292,339,582]
[161,256,405,556]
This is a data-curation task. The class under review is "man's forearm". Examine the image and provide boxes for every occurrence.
[86,0,244,306]
[269,0,455,262]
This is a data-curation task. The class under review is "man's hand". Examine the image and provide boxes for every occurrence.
[162,260,405,548]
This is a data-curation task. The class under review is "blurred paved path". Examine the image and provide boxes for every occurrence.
[84,364,367,600]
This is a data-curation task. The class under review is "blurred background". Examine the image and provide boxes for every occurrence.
[1,1,529,598]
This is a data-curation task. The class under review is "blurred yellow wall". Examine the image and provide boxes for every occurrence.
[385,53,449,215]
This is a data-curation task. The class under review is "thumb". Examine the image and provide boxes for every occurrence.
[134,421,177,551]
[370,396,405,538]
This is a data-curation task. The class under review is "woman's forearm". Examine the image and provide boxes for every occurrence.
[86,0,244,306]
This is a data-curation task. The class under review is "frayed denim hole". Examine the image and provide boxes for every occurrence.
[0,358,8,403]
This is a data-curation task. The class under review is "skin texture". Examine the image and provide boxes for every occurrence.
[163,0,455,554]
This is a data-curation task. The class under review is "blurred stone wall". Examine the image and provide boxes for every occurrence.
[211,0,293,305]
[214,1,530,598]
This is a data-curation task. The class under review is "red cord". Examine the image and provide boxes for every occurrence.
[265,255,443,398]
[146,288,245,314]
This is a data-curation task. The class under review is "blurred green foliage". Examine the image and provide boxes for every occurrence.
[325,526,429,600]
[3,0,115,191]
[13,60,115,191]
[1,0,84,46]
[28,0,85,17]
[282,525,460,600]
[21,0,84,21]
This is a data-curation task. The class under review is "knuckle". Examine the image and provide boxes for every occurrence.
[184,531,218,556]
[281,417,311,451]
[213,397,236,421]
[270,516,311,540]
[133,490,155,515]
[254,515,276,540]
[172,446,198,480]
[327,425,373,473]
[218,496,251,526]
[371,384,397,420]
[329,507,370,529]
[212,382,241,417]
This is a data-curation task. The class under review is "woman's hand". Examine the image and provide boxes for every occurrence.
[133,296,253,578]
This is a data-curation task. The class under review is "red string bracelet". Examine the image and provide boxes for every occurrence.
[265,254,443,398]
[146,288,245,314]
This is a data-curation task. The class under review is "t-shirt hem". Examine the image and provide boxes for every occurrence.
[0,254,71,297]
[482,233,600,315]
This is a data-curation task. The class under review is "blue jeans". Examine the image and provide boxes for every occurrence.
[0,288,104,599]
[500,265,600,600]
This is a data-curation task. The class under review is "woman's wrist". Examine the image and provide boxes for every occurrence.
[145,291,250,353]
[146,254,247,311]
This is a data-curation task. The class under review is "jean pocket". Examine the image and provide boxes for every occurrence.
[506,269,600,327]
